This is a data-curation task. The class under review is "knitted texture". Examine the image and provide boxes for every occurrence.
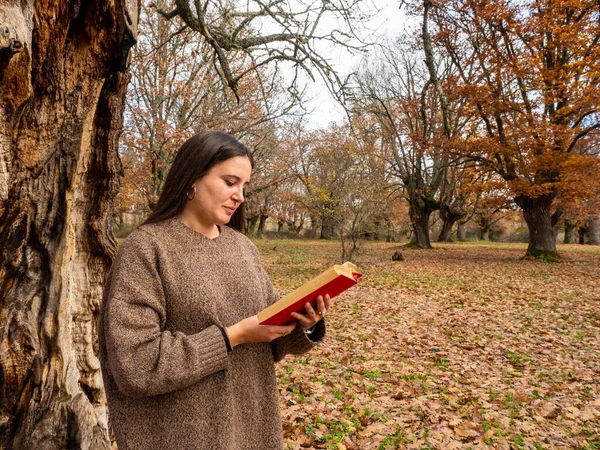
[98,218,325,450]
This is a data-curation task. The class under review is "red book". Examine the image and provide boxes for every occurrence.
[257,262,362,326]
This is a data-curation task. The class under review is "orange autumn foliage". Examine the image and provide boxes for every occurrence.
[428,0,600,254]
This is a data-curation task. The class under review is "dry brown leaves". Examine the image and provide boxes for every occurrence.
[255,239,600,450]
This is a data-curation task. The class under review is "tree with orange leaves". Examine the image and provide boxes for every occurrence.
[423,0,600,259]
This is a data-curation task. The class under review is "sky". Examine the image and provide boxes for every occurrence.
[298,0,411,128]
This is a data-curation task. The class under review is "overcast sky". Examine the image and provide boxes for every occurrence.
[299,0,411,128]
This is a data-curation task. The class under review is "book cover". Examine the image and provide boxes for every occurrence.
[258,262,362,326]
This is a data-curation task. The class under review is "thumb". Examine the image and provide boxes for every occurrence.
[280,321,297,335]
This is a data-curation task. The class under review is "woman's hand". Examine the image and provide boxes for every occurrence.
[290,294,331,330]
[226,316,296,347]
[225,294,331,348]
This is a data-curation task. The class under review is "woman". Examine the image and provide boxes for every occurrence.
[99,131,330,450]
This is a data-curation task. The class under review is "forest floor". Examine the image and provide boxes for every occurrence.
[254,238,600,450]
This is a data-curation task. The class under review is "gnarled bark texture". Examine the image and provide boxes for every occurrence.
[438,203,466,242]
[407,192,439,249]
[0,1,138,448]
[515,194,558,259]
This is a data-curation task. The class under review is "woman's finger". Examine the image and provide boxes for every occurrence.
[323,294,331,311]
[315,297,326,316]
[302,303,318,317]
[290,311,311,327]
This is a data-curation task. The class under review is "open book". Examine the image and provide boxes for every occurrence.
[258,262,362,326]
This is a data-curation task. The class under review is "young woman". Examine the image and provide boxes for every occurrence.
[99,131,330,450]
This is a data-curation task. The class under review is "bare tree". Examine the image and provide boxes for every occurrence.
[153,0,376,102]
[120,2,292,214]
[353,40,454,248]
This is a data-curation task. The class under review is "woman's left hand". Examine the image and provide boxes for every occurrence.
[290,294,331,330]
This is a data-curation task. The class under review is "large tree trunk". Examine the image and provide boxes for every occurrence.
[456,221,466,241]
[563,220,577,244]
[246,214,258,234]
[516,194,558,259]
[578,225,588,244]
[0,1,138,449]
[308,215,319,238]
[407,195,437,249]
[479,227,491,241]
[320,216,335,239]
[257,213,268,233]
[438,203,466,242]
[438,219,454,242]
[589,215,600,245]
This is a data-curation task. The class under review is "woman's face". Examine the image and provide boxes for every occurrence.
[187,155,252,228]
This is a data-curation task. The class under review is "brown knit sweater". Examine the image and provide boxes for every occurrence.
[98,218,325,450]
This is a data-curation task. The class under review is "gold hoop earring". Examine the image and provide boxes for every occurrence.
[187,185,196,200]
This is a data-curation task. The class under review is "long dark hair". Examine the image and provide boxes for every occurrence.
[143,131,254,232]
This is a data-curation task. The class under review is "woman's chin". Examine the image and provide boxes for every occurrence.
[218,215,232,225]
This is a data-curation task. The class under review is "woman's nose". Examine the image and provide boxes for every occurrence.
[232,187,244,203]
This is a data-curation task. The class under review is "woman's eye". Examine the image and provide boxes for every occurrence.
[225,180,235,187]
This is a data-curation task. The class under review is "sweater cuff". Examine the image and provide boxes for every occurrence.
[289,318,326,349]
[272,319,326,362]
[188,325,230,372]
[286,325,316,353]
[306,319,326,342]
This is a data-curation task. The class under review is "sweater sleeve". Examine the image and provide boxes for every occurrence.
[103,231,230,398]
[250,247,326,362]
[271,319,326,362]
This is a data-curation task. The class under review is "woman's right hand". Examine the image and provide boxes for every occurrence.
[226,316,296,348]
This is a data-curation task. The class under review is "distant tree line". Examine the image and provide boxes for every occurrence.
[118,0,600,259]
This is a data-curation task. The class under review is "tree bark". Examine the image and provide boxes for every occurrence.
[407,195,438,249]
[515,194,558,259]
[320,217,335,239]
[246,214,258,234]
[578,225,588,244]
[0,1,138,449]
[563,220,576,244]
[456,221,466,241]
[308,215,319,238]
[438,203,466,242]
[408,192,440,249]
[479,227,490,241]
[438,219,454,242]
[589,215,600,245]
[257,213,268,233]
